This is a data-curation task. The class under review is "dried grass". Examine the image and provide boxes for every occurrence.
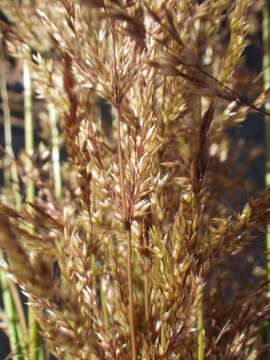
[0,0,269,359]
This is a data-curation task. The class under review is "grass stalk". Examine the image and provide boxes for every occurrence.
[7,278,28,348]
[49,103,62,204]
[91,182,107,327]
[0,265,20,359]
[48,102,62,360]
[0,57,12,186]
[144,257,149,326]
[160,296,165,351]
[116,106,137,360]
[23,58,38,360]
[100,278,108,328]
[193,92,204,360]
[107,7,136,354]
[0,49,27,359]
[127,226,136,360]
[197,303,204,360]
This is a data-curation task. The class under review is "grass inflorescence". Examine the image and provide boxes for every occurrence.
[0,0,270,359]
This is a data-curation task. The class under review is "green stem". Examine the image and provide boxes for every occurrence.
[0,261,20,359]
[0,57,12,187]
[100,278,108,328]
[23,58,38,360]
[194,95,204,360]
[197,303,204,360]
[160,296,165,352]
[8,279,28,356]
[144,256,149,327]
[91,255,97,291]
[0,48,27,359]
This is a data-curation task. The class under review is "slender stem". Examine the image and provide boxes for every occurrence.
[91,255,97,291]
[194,101,204,360]
[160,296,165,351]
[1,64,26,353]
[106,8,136,355]
[194,202,204,360]
[38,345,44,360]
[49,103,62,205]
[0,260,20,359]
[49,103,62,359]
[0,51,18,356]
[197,303,204,360]
[106,8,128,222]
[127,226,137,360]
[23,58,38,360]
[0,58,12,186]
[192,28,205,354]
[116,106,137,360]
[100,278,108,328]
[0,49,27,359]
[7,278,28,345]
[142,221,149,326]
[91,182,107,326]
[144,256,149,325]
[116,107,128,222]
[144,229,150,327]
[10,157,22,210]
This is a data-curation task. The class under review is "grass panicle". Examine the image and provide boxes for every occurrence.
[0,0,269,359]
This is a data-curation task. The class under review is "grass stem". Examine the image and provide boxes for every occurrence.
[197,303,204,360]
[0,47,27,359]
[0,264,20,359]
[0,55,12,186]
[100,278,108,328]
[23,57,38,360]
[193,91,204,360]
[127,226,137,360]
[144,257,149,326]
[49,103,62,204]
[116,106,137,360]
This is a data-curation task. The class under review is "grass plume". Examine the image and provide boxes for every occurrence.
[0,0,269,359]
